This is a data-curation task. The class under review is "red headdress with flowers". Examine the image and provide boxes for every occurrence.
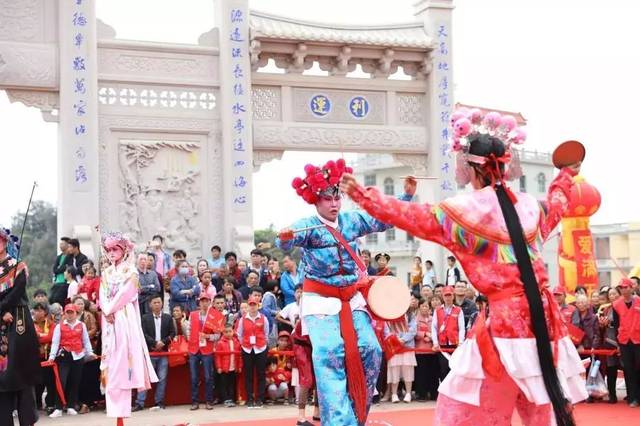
[291,158,353,205]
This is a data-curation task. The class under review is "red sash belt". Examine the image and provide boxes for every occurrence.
[303,278,368,424]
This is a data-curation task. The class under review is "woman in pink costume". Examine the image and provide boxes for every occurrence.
[341,108,586,426]
[100,232,157,425]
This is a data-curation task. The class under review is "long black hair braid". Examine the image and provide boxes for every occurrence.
[468,134,575,426]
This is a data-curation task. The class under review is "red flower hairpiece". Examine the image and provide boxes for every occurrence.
[291,158,353,204]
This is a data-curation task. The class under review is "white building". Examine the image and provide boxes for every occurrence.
[347,148,559,285]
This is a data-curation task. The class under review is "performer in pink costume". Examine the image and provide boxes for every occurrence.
[100,232,157,425]
[342,107,587,426]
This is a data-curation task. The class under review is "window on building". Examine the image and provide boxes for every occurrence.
[595,237,610,259]
[537,173,546,193]
[366,233,378,244]
[598,271,611,287]
[386,228,395,241]
[407,233,415,242]
[364,174,376,186]
[384,177,394,195]
[519,175,527,192]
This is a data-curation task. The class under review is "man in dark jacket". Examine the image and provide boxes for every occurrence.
[454,280,478,329]
[51,237,73,305]
[134,295,175,411]
[0,229,41,425]
[67,238,89,278]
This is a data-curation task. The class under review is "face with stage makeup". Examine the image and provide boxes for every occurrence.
[106,245,124,265]
[315,190,342,222]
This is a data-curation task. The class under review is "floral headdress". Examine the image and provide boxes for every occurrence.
[0,227,20,259]
[291,158,353,205]
[450,107,526,187]
[101,231,135,254]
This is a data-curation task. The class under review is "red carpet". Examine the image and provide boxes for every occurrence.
[208,403,638,425]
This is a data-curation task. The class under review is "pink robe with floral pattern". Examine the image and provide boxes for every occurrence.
[100,261,157,418]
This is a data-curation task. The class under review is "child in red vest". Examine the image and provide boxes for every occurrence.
[215,324,243,407]
[47,303,96,418]
[236,295,269,408]
[266,356,292,404]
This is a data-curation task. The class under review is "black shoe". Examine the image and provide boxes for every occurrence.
[247,400,255,409]
[132,404,144,412]
[630,400,640,408]
[296,421,314,426]
[608,397,618,404]
[372,395,380,404]
[586,397,594,404]
[254,401,264,408]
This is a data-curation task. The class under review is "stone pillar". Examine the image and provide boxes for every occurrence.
[58,0,99,259]
[414,0,455,278]
[214,0,254,258]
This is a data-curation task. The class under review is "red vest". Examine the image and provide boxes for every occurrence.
[60,321,83,353]
[188,310,215,355]
[436,305,462,346]
[241,314,267,352]
[613,296,640,344]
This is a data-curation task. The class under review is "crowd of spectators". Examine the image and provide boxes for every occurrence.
[32,235,640,421]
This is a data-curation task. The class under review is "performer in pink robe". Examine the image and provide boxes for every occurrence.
[100,232,157,424]
[342,107,587,426]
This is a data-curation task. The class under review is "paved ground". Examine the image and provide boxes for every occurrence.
[35,400,432,426]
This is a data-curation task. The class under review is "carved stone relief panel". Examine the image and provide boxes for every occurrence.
[396,93,425,126]
[0,0,43,42]
[292,88,385,125]
[118,138,203,254]
[253,123,427,153]
[251,86,281,121]
[98,116,221,258]
[0,42,57,88]
[98,47,219,86]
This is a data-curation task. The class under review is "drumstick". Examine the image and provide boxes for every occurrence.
[292,224,326,233]
[399,176,438,180]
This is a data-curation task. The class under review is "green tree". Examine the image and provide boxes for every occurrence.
[254,225,301,264]
[11,200,57,294]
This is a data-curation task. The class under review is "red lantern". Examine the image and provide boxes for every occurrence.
[564,177,601,218]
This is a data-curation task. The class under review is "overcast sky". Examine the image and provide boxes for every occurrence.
[1,0,638,230]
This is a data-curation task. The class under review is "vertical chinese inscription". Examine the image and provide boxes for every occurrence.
[435,22,454,198]
[70,0,90,190]
[229,6,250,211]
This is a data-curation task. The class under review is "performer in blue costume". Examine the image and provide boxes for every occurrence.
[276,159,415,426]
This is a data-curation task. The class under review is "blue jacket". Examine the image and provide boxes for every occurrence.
[276,194,411,288]
[169,274,201,312]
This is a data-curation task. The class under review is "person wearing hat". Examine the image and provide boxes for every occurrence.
[0,227,41,426]
[187,293,217,410]
[343,107,588,425]
[237,295,270,408]
[553,286,576,325]
[277,159,415,425]
[48,303,97,418]
[431,286,465,381]
[611,278,640,407]
[375,253,393,276]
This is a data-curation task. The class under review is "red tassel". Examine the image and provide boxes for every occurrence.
[339,301,368,424]
[504,185,518,204]
[116,418,124,426]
